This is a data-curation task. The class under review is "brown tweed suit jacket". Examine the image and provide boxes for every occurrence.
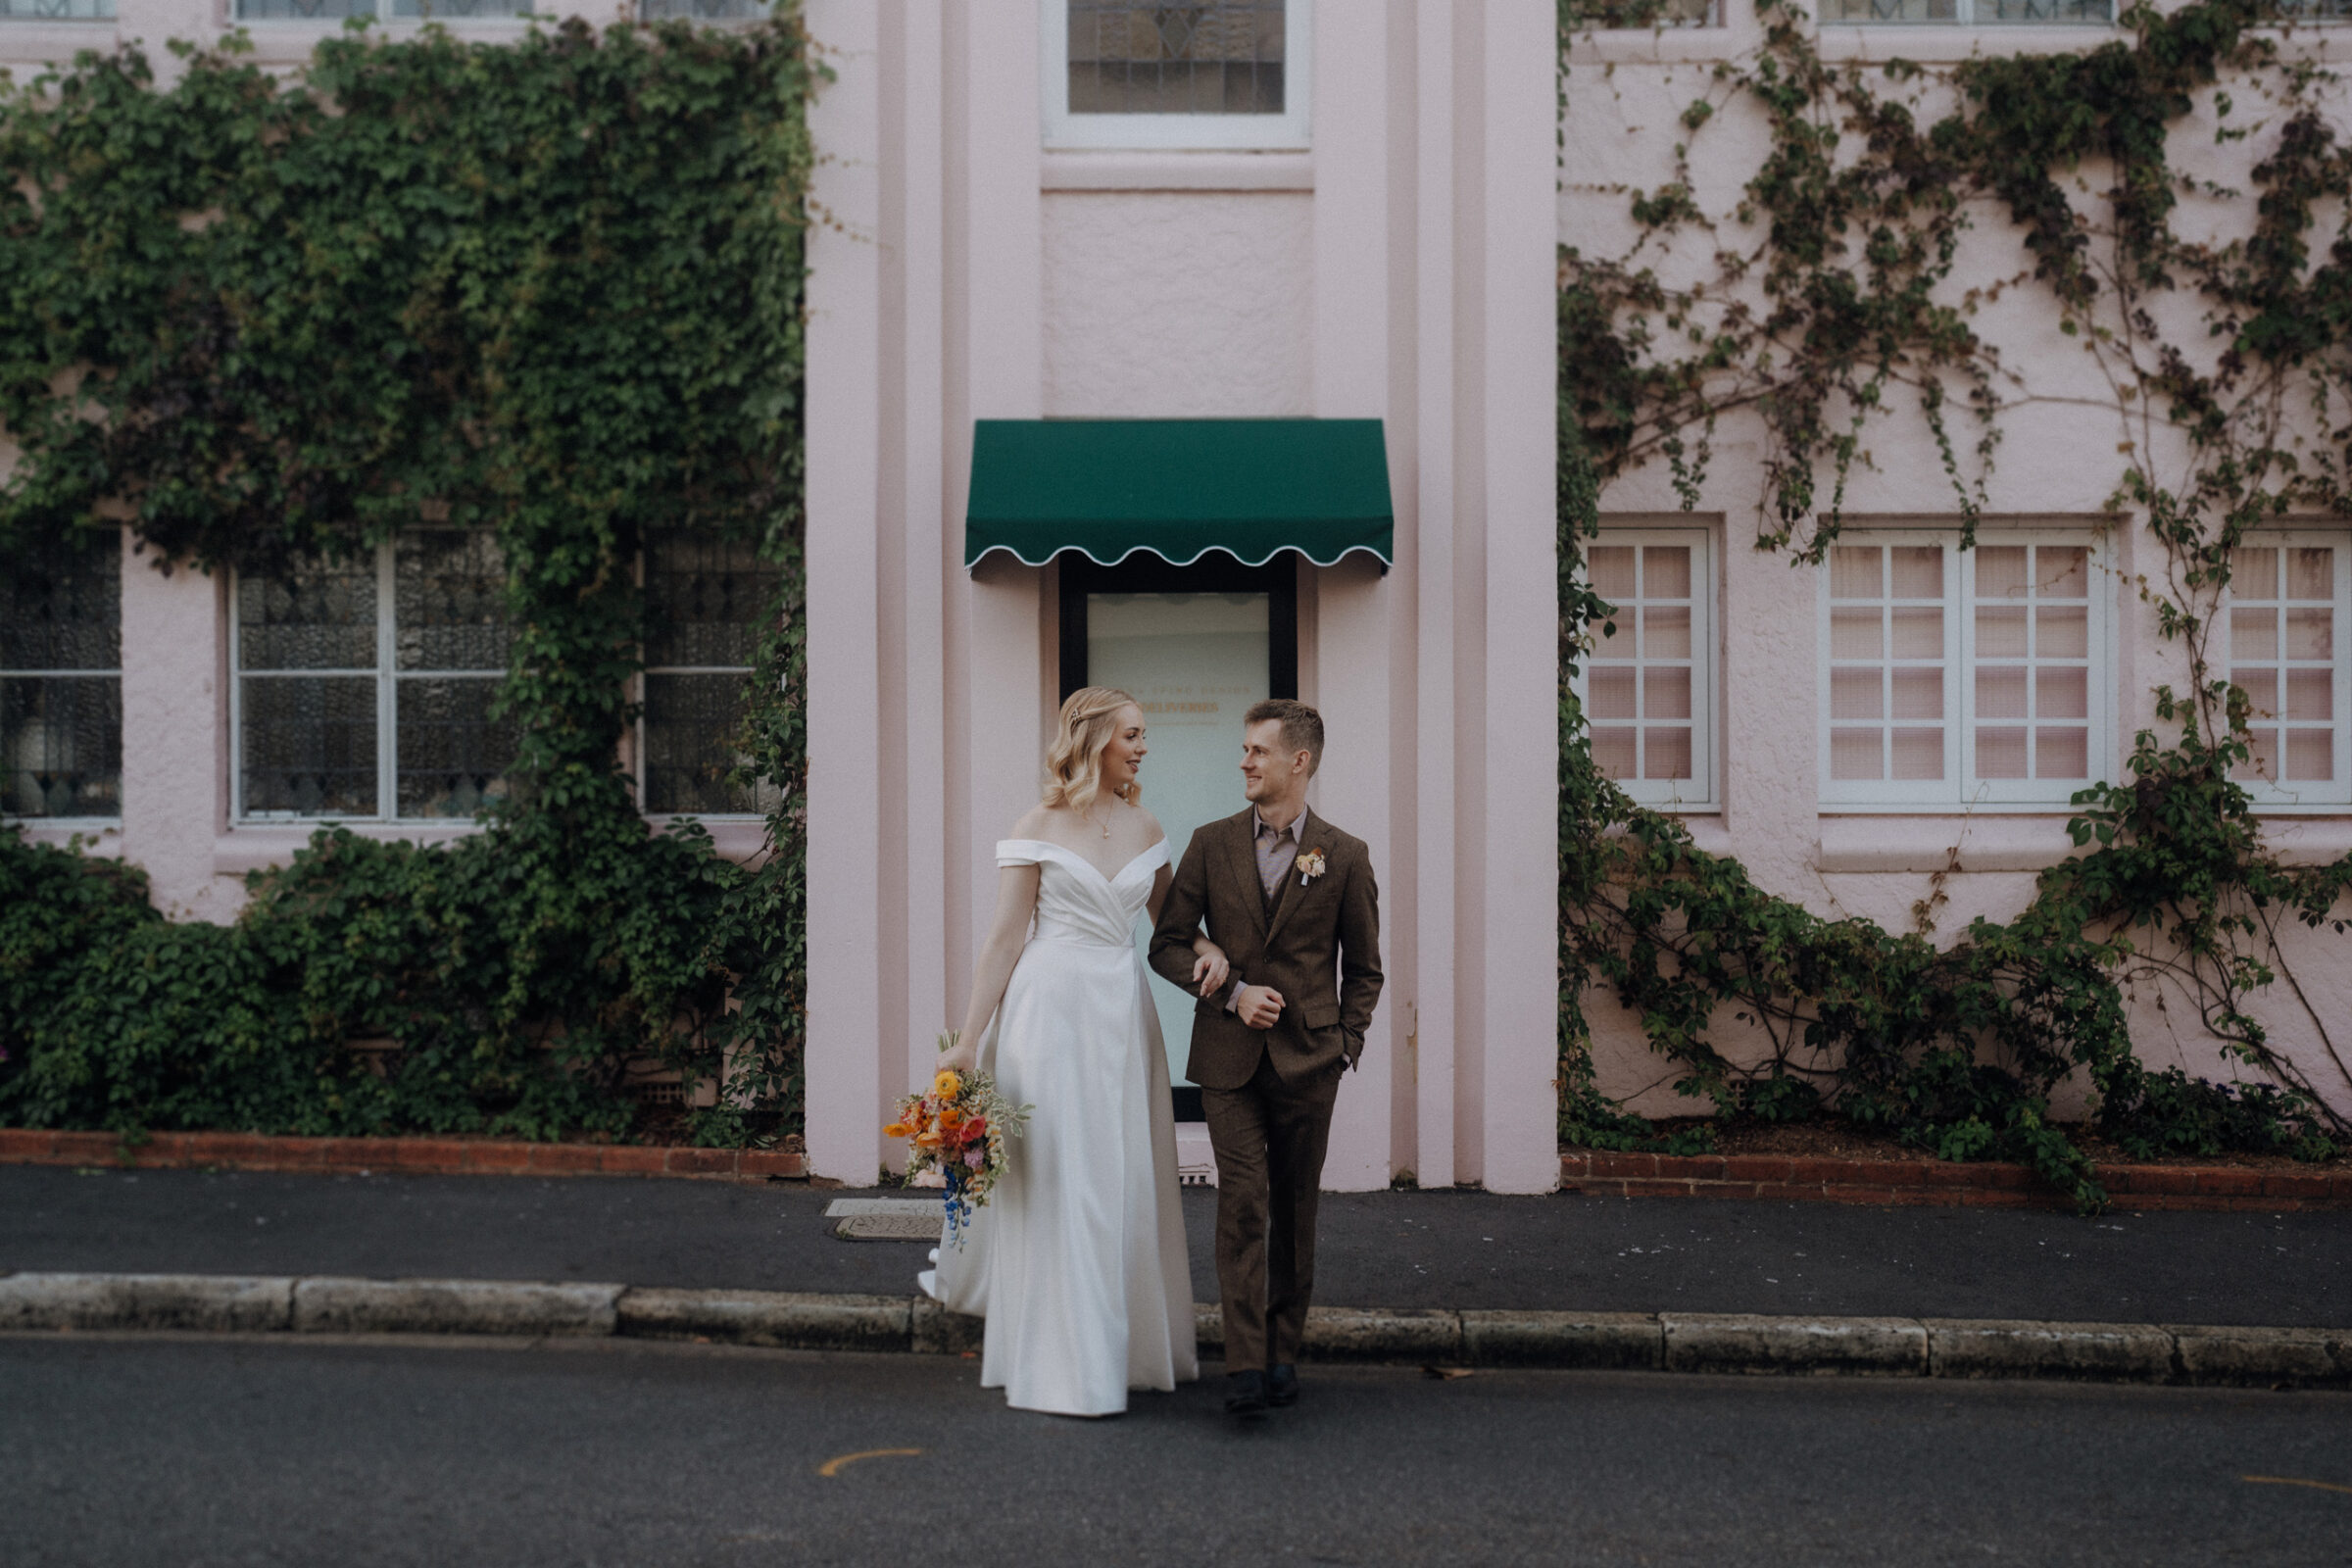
[1148,807,1383,1092]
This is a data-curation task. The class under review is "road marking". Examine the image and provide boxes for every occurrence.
[2241,1475,2352,1496]
[818,1447,923,1478]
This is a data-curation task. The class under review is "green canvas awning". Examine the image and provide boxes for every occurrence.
[963,418,1393,570]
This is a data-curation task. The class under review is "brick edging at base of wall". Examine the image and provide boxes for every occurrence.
[1560,1149,2352,1210]
[0,1127,807,1182]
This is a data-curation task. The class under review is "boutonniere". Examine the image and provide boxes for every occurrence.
[1295,848,1327,886]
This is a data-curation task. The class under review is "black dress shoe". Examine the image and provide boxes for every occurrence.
[1223,1369,1269,1416]
[1266,1364,1299,1407]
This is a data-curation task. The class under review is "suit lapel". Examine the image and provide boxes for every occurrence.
[1264,810,1337,950]
[1222,808,1268,941]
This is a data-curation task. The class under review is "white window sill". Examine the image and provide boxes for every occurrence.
[214,814,772,876]
[5,820,124,857]
[1815,814,2084,873]
[1040,151,1313,193]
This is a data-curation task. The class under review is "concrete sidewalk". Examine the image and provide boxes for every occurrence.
[3,1164,2346,1327]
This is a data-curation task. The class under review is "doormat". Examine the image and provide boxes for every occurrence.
[823,1197,944,1242]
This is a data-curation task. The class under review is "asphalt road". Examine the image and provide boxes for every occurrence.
[1,1335,2346,1567]
[4,1164,2348,1324]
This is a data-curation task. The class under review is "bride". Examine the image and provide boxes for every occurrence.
[924,686,1220,1416]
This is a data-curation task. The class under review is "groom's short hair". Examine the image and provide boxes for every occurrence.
[1246,699,1324,776]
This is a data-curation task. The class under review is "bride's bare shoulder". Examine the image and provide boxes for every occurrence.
[1009,804,1059,841]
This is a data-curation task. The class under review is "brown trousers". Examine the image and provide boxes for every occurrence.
[1201,1051,1343,1372]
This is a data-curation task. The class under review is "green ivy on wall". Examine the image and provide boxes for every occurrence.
[1556,0,2352,1205]
[0,16,818,1145]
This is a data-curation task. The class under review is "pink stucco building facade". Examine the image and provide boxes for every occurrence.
[7,1,2349,1188]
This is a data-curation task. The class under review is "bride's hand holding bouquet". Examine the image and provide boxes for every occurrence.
[884,1032,1030,1245]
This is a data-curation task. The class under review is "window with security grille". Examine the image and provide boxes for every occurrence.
[1,532,121,821]
[639,535,780,817]
[1568,0,1719,27]
[1046,1,1310,149]
[233,533,516,821]
[1819,0,2111,23]
[638,0,766,17]
[1821,532,2110,808]
[0,0,117,18]
[232,0,532,19]
[2227,536,2349,807]
[1580,527,1717,809]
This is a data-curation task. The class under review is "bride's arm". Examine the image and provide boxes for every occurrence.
[940,863,1042,1074]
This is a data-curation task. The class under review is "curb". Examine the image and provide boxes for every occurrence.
[0,1128,807,1183]
[1,1272,2344,1389]
[1559,1150,2352,1211]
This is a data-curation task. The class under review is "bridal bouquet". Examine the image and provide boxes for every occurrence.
[884,1035,1030,1246]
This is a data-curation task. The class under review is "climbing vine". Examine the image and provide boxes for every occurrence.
[0,17,817,1144]
[1557,0,2352,1204]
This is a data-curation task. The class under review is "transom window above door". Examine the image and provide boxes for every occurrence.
[1045,0,1311,150]
[1820,531,2112,808]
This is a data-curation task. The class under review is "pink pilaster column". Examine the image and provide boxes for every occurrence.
[804,0,888,1185]
[1475,0,1563,1195]
[894,2,953,1100]
[117,536,238,921]
[1310,1,1396,1190]
[953,0,1049,1019]
[1411,0,1461,1190]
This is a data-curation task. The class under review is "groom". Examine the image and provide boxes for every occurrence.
[1151,699,1383,1417]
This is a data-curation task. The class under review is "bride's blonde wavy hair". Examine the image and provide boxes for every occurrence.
[1043,686,1143,814]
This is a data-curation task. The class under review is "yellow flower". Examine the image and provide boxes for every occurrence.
[934,1069,963,1100]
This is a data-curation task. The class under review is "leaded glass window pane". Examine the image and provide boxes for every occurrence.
[0,0,117,20]
[1823,0,2111,19]
[396,530,510,672]
[395,676,514,818]
[640,0,767,18]
[239,554,376,672]
[234,0,378,16]
[2,679,121,819]
[241,675,378,816]
[645,535,776,669]
[2,534,120,673]
[232,0,535,16]
[1568,0,1716,26]
[644,672,776,816]
[1068,1,1286,116]
[2,534,121,820]
[640,533,777,816]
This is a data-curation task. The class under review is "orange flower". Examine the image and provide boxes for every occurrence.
[915,1131,944,1149]
[938,1106,964,1131]
[933,1069,963,1100]
[883,1121,910,1140]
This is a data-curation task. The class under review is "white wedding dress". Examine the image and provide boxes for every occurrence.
[920,837,1199,1416]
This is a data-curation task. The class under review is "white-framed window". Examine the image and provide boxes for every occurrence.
[1,532,121,822]
[1579,526,1718,810]
[232,0,531,19]
[639,0,767,18]
[1573,0,1720,28]
[1044,0,1309,151]
[1820,530,2111,808]
[231,533,515,821]
[637,534,779,818]
[1820,0,2111,24]
[2226,533,2349,808]
[0,0,116,18]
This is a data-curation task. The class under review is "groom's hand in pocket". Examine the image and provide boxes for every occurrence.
[1236,985,1285,1030]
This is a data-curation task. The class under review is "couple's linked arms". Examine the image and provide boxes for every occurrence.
[938,850,1228,1077]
